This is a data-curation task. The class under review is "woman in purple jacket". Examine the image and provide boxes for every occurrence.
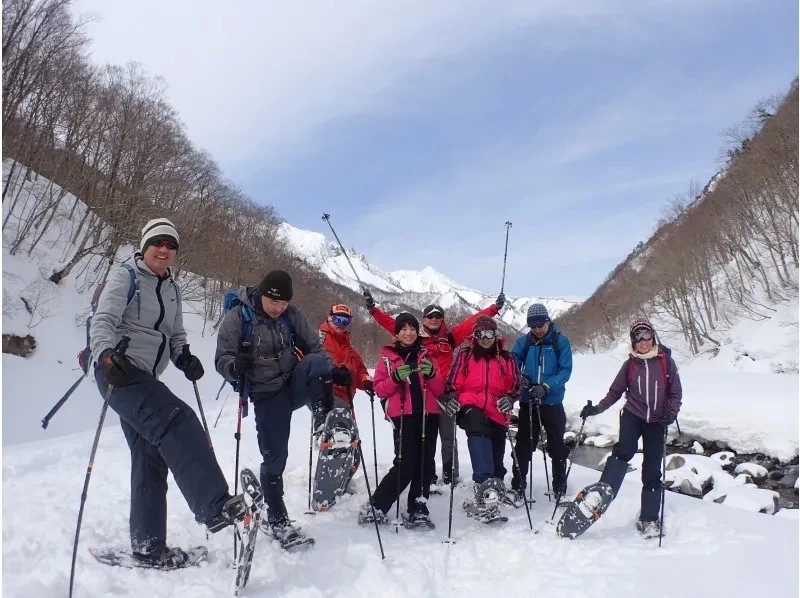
[579,317,682,537]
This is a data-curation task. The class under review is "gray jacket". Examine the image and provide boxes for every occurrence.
[90,254,187,378]
[215,287,331,393]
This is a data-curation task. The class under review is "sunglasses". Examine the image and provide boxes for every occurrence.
[331,314,352,327]
[632,328,654,342]
[151,239,178,250]
[529,319,548,329]
[474,329,498,340]
[424,313,443,320]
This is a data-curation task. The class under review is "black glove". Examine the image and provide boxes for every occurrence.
[363,379,374,393]
[658,411,676,425]
[363,289,375,310]
[580,402,599,419]
[98,348,132,387]
[331,365,352,386]
[529,384,547,404]
[232,351,254,378]
[495,293,506,309]
[497,395,513,414]
[437,392,460,418]
[519,375,533,392]
[176,345,205,381]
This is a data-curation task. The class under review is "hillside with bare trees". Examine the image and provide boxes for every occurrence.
[558,80,798,357]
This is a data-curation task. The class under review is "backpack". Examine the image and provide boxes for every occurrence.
[77,263,139,374]
[626,344,671,391]
[220,288,296,416]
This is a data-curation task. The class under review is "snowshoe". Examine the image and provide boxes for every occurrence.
[502,488,526,509]
[357,502,390,525]
[312,407,358,511]
[263,518,315,552]
[556,481,615,539]
[402,511,436,530]
[463,478,508,523]
[234,468,265,595]
[637,519,664,539]
[89,546,207,570]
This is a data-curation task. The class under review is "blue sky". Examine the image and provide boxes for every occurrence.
[74,0,797,298]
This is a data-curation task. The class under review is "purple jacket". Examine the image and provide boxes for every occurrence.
[597,349,682,424]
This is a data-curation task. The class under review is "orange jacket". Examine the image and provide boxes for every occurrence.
[368,304,501,382]
[319,319,371,403]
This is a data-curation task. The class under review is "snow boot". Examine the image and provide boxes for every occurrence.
[637,519,664,539]
[463,478,506,523]
[131,546,193,569]
[206,493,249,533]
[358,501,390,525]
[404,500,435,530]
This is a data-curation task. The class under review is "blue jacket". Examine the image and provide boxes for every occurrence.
[511,324,572,405]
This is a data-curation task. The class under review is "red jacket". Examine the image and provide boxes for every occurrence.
[373,344,444,419]
[319,320,371,403]
[368,304,501,379]
[450,342,520,426]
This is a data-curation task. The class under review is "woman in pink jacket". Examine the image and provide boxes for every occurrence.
[438,316,520,522]
[358,312,444,529]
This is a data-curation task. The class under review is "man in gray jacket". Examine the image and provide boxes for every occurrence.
[215,270,341,547]
[91,218,249,567]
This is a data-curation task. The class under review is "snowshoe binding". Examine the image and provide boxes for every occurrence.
[234,468,265,595]
[463,479,509,524]
[637,519,664,539]
[89,546,207,570]
[358,501,390,525]
[312,407,359,511]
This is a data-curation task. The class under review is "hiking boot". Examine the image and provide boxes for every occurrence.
[132,546,191,569]
[637,519,664,539]
[357,501,389,525]
[206,494,248,533]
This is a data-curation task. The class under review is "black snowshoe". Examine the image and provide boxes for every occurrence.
[463,478,509,524]
[312,407,359,511]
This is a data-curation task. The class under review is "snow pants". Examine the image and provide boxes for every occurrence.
[371,412,439,514]
[458,407,507,484]
[511,402,569,490]
[95,365,230,554]
[250,353,332,519]
[600,409,666,521]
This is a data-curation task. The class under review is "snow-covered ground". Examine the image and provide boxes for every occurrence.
[3,161,799,597]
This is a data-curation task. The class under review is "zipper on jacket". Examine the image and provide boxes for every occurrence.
[637,374,641,395]
[645,359,651,423]
[483,357,490,411]
[152,277,168,377]
[654,380,659,416]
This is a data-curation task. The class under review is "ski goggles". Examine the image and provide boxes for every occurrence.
[474,329,498,340]
[632,328,654,342]
[331,314,352,327]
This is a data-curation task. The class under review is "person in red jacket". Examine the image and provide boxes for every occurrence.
[438,316,520,522]
[363,289,505,486]
[318,304,373,408]
[357,312,445,529]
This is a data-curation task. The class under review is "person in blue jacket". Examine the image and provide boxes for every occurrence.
[508,303,573,503]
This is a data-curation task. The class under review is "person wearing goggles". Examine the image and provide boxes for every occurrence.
[362,289,507,488]
[578,317,683,538]
[510,303,573,503]
[318,304,373,408]
[438,316,520,520]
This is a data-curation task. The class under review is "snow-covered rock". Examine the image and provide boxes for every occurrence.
[599,451,643,471]
[563,431,577,444]
[665,454,716,497]
[735,473,753,486]
[585,434,615,448]
[691,441,704,455]
[705,486,781,514]
[734,462,769,480]
[709,451,736,468]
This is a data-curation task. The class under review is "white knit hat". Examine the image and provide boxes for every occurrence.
[141,218,179,250]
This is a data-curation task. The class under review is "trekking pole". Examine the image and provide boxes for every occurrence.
[41,374,85,429]
[183,345,213,451]
[550,410,588,520]
[304,414,315,515]
[675,417,682,437]
[367,390,379,483]
[213,389,231,428]
[443,414,459,544]
[233,341,250,560]
[508,430,533,531]
[395,401,405,535]
[347,388,385,559]
[214,378,227,401]
[321,213,366,292]
[419,388,428,506]
[536,360,552,502]
[500,221,512,294]
[68,335,129,598]
[659,424,668,547]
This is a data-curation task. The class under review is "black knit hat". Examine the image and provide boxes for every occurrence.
[394,311,420,335]
[259,270,293,301]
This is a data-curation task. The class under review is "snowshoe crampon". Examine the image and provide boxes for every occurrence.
[234,468,264,595]
[89,546,207,570]
[556,481,614,539]
[312,408,358,512]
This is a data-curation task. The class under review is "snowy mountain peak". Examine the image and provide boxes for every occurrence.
[278,222,580,330]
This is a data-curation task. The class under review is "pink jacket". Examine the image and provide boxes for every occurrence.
[373,343,444,419]
[450,342,520,426]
